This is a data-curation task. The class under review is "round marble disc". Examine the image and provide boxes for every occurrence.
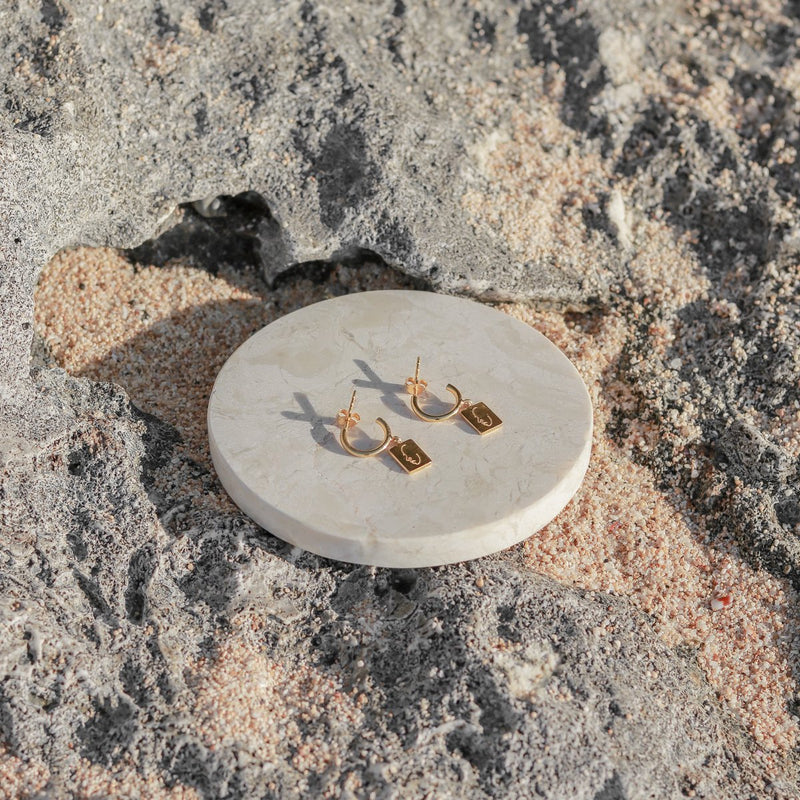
[208,290,592,567]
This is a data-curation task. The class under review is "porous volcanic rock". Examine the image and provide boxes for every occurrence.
[3,0,800,798]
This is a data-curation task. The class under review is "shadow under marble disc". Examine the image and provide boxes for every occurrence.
[208,290,592,567]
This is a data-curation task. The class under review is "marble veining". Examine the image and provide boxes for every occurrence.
[208,290,593,567]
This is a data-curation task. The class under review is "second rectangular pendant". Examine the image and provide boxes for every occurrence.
[460,402,502,435]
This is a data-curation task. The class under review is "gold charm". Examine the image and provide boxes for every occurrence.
[336,390,432,472]
[406,357,502,434]
[388,438,432,474]
[460,401,502,435]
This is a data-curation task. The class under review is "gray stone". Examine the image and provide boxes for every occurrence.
[0,370,778,797]
[1,0,599,385]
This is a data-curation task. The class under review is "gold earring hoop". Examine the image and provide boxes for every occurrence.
[405,357,502,435]
[337,390,392,457]
[406,357,462,422]
[336,390,432,473]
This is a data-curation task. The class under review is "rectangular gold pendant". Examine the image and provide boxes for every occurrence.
[460,401,502,435]
[388,439,432,473]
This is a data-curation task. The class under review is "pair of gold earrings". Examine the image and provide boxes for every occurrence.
[335,357,502,474]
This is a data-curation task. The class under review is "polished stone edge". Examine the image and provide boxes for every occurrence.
[208,396,593,568]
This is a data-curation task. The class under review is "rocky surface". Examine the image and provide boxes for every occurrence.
[0,375,783,797]
[3,0,800,797]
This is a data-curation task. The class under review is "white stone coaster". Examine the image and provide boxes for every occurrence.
[208,290,592,567]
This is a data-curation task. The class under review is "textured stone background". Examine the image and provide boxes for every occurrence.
[3,0,800,798]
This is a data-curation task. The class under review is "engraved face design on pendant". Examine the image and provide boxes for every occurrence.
[388,439,432,473]
[460,402,502,434]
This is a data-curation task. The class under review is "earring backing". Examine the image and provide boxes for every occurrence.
[405,357,502,434]
[336,390,432,473]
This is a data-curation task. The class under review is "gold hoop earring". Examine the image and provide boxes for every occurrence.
[336,390,432,473]
[405,357,502,435]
